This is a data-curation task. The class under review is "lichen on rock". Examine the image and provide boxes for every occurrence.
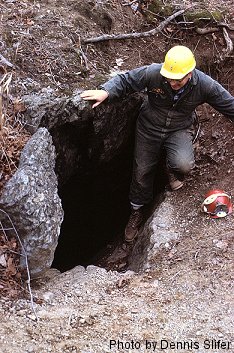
[0,128,64,277]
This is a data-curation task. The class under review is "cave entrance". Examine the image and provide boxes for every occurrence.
[52,147,134,272]
[52,145,166,273]
[51,94,167,273]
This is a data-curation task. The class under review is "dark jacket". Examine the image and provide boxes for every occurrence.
[101,64,234,133]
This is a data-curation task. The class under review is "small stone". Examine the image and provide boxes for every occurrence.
[152,280,159,287]
[43,291,54,302]
[26,314,38,321]
[215,240,228,249]
[158,223,167,228]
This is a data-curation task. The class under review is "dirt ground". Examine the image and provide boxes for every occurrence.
[0,0,233,352]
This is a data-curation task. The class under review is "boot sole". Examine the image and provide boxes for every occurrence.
[124,230,139,243]
[170,181,184,191]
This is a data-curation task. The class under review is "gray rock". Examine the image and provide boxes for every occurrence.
[128,198,181,271]
[0,128,64,276]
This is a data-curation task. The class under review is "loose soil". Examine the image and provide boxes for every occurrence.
[0,1,233,352]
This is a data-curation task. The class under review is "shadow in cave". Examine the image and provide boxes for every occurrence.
[52,150,133,272]
[52,150,167,272]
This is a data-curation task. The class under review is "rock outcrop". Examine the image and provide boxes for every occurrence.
[0,128,64,276]
[22,89,143,184]
[0,89,142,275]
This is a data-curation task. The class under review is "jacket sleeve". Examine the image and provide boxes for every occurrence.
[206,79,234,122]
[100,65,149,100]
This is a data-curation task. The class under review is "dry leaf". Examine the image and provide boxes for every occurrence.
[13,98,26,113]
[6,256,17,276]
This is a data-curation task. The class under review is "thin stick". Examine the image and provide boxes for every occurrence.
[0,208,39,323]
[0,73,12,132]
[83,9,185,43]
[170,269,184,281]
[0,220,8,241]
[122,0,138,6]
[0,87,3,132]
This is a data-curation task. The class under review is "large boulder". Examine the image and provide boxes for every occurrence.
[0,128,64,277]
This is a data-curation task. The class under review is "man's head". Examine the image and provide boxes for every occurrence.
[160,45,196,90]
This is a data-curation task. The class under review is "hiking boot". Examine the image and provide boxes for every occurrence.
[167,171,184,191]
[124,208,143,242]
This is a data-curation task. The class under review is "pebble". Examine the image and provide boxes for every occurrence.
[152,280,159,287]
[158,223,167,228]
[164,242,171,248]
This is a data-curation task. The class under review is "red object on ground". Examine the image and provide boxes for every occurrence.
[201,189,232,218]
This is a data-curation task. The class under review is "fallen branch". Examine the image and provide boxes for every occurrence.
[83,9,185,44]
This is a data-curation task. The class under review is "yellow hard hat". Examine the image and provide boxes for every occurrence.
[160,45,196,79]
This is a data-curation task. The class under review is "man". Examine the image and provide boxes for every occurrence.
[80,45,234,242]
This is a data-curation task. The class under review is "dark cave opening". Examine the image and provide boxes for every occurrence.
[52,148,134,272]
[52,146,167,272]
[51,95,167,273]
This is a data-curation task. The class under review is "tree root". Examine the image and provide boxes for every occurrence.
[196,22,234,35]
[222,27,233,56]
[195,27,219,34]
[214,27,233,63]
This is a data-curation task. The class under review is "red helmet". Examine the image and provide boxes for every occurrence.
[201,189,232,218]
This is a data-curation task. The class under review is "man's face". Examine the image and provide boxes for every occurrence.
[165,72,192,91]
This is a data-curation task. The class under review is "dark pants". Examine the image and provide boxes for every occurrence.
[129,127,195,205]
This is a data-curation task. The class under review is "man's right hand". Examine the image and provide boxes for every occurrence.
[80,89,109,108]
